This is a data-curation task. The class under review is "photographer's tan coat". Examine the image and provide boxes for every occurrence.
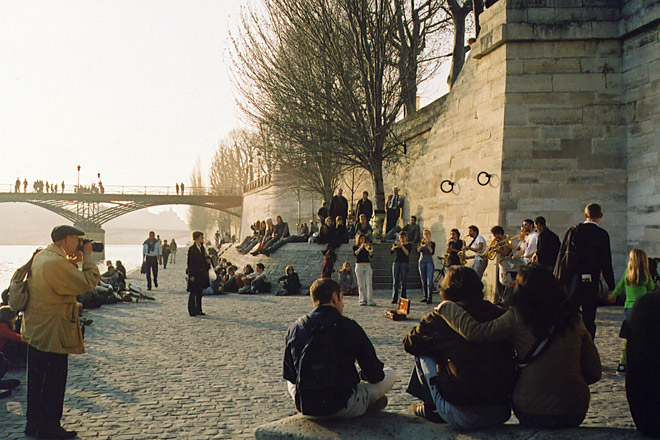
[21,244,100,354]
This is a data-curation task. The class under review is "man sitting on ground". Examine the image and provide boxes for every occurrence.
[238,263,271,294]
[284,278,396,417]
[384,215,421,243]
[100,266,121,291]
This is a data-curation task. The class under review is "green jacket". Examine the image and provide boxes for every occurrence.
[612,269,655,309]
[22,244,100,354]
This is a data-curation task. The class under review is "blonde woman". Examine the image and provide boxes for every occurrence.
[353,233,375,306]
[609,248,655,374]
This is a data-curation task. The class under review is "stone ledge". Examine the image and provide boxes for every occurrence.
[254,412,640,439]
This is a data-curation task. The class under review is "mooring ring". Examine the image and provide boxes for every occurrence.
[440,180,454,193]
[477,171,491,186]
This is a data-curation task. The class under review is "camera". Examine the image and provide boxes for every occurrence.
[77,238,104,253]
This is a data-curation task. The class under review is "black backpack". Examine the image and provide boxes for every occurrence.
[295,315,346,416]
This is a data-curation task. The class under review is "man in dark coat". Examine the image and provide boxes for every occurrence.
[555,203,615,339]
[355,191,373,222]
[386,186,404,233]
[187,231,210,316]
[329,188,349,222]
[533,216,560,272]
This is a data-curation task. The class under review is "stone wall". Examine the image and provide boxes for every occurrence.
[240,175,323,241]
[622,1,660,257]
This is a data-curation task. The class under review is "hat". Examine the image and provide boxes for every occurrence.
[51,225,85,242]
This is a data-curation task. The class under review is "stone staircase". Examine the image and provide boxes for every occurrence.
[219,241,422,292]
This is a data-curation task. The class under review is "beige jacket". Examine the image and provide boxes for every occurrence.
[437,302,601,417]
[21,244,100,354]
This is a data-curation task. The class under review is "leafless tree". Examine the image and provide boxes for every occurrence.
[187,160,214,234]
[392,0,452,116]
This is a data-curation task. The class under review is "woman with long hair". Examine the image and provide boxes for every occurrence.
[435,264,601,428]
[610,248,655,374]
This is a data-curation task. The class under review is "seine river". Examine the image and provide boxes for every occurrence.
[0,245,144,291]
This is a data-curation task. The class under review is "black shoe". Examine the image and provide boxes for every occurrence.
[411,402,445,423]
[198,312,206,316]
[617,363,626,375]
[420,298,428,303]
[0,379,20,389]
[147,287,152,291]
[25,422,38,437]
[154,281,158,288]
[37,426,78,439]
[391,299,398,304]
[426,299,433,304]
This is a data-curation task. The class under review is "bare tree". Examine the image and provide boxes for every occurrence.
[187,160,214,234]
[340,166,369,213]
[392,0,452,116]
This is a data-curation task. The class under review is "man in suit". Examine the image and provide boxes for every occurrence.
[355,191,373,222]
[187,231,210,317]
[557,203,615,339]
[533,216,560,272]
[385,186,404,233]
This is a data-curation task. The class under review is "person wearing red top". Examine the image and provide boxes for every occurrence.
[0,306,27,366]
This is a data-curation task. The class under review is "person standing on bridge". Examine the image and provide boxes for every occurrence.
[142,231,162,291]
[15,178,20,192]
[180,182,185,195]
[176,183,179,195]
[23,179,28,192]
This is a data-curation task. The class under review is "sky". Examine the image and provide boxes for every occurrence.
[0,0,448,220]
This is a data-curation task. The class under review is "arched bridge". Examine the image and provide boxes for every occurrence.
[0,184,243,229]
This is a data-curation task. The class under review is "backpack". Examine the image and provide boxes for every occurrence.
[295,315,346,416]
[8,248,42,312]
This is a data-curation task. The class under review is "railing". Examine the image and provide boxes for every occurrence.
[243,174,272,193]
[0,183,242,196]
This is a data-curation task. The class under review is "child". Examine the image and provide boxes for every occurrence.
[338,262,358,296]
[610,248,655,374]
[276,266,302,296]
[321,249,336,279]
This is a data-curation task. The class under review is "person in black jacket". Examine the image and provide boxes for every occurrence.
[533,216,560,272]
[187,231,210,317]
[403,265,515,428]
[329,188,349,223]
[283,278,395,417]
[276,266,302,296]
[355,191,373,222]
[555,203,615,339]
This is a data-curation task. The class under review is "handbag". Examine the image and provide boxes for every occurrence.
[141,262,147,274]
[208,268,218,282]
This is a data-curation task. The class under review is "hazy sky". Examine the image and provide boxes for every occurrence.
[0,0,448,220]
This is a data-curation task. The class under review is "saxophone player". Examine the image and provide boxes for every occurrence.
[446,229,465,266]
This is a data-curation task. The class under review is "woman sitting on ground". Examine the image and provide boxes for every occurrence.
[338,261,358,296]
[276,266,302,296]
[435,263,602,429]
[0,306,27,368]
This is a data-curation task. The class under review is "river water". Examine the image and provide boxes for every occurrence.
[0,245,144,291]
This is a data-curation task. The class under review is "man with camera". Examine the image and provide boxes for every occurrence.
[22,225,101,439]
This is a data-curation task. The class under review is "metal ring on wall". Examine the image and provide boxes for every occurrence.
[440,180,454,193]
[477,172,491,186]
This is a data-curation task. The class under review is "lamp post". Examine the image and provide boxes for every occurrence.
[77,165,81,192]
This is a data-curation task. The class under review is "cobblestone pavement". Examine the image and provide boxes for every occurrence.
[1,262,635,439]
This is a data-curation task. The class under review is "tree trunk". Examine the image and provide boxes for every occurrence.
[473,0,484,37]
[447,6,467,89]
[371,163,386,237]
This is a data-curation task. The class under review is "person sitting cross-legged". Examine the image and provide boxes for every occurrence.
[403,266,515,429]
[284,278,396,418]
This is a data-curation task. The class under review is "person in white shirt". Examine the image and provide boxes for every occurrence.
[514,219,538,263]
[462,225,487,279]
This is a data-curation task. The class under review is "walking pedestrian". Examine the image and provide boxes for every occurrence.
[142,231,162,291]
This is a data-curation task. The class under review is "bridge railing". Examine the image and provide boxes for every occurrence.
[0,183,242,196]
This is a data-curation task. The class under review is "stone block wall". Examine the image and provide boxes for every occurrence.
[498,0,629,270]
[622,2,660,257]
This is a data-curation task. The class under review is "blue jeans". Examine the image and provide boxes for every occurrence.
[419,261,434,301]
[384,226,402,242]
[392,262,409,301]
[407,356,511,430]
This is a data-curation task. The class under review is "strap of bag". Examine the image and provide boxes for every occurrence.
[516,326,556,368]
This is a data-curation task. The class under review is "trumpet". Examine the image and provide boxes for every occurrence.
[391,241,402,251]
[483,235,511,260]
[364,243,373,253]
[420,238,428,246]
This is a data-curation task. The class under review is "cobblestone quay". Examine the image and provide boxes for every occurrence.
[1,262,636,439]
